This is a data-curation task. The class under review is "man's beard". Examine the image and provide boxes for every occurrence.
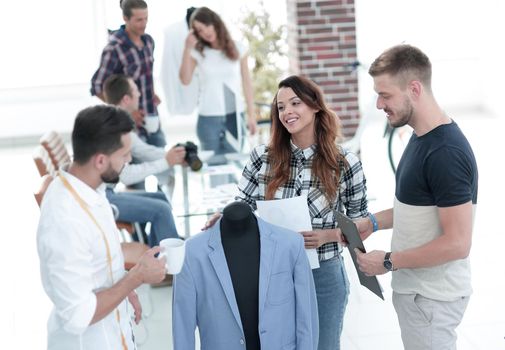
[101,165,122,184]
[387,97,413,128]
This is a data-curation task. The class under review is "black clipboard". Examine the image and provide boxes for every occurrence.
[336,211,384,300]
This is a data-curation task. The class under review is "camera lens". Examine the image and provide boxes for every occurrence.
[187,152,202,171]
[183,141,202,171]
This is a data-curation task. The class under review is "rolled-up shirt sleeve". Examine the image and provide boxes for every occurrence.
[339,151,369,219]
[119,132,169,185]
[236,144,267,211]
[119,159,168,186]
[37,218,98,334]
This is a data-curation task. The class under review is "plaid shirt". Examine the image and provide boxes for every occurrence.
[91,25,157,116]
[237,143,369,261]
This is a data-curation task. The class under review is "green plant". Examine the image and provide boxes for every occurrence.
[238,1,286,119]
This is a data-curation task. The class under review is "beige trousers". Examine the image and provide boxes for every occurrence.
[393,292,469,350]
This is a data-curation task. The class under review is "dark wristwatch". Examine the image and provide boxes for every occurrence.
[383,252,395,272]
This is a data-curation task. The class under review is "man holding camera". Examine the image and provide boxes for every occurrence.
[175,141,202,171]
[104,74,186,190]
[102,74,185,261]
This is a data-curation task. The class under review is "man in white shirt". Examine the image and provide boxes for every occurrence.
[104,73,186,188]
[102,74,186,249]
[37,105,167,349]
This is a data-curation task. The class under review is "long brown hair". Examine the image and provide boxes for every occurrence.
[190,7,239,61]
[266,75,347,202]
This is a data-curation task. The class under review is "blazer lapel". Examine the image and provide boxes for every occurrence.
[207,220,244,333]
[257,218,276,321]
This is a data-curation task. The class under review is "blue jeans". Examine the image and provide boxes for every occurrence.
[197,113,245,155]
[139,125,167,148]
[106,189,179,247]
[312,255,350,350]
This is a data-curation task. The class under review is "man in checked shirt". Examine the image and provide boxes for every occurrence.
[91,0,166,150]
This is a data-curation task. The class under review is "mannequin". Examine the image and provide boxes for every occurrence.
[173,200,319,349]
[220,201,261,349]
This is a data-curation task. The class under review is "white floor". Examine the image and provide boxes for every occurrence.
[1,109,504,349]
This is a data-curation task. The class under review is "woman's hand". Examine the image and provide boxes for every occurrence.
[201,212,222,231]
[247,117,257,135]
[301,228,347,249]
[180,31,198,85]
[185,30,198,49]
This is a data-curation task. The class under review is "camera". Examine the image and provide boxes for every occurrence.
[177,141,202,171]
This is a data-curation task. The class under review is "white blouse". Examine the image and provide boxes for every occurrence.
[191,41,247,116]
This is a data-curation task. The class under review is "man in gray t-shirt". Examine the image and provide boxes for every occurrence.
[355,44,478,350]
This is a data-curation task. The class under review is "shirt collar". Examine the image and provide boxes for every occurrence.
[290,140,316,161]
[59,170,107,207]
[117,25,147,46]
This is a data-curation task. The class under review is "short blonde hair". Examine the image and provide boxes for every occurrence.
[369,44,432,89]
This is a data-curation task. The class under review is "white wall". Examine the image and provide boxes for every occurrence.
[0,0,287,140]
[1,0,286,90]
[1,0,502,140]
[355,0,504,115]
[479,0,505,116]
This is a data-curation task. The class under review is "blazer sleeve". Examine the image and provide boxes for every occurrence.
[293,238,319,350]
[172,255,197,350]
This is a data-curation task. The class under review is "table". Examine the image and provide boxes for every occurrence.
[177,153,249,237]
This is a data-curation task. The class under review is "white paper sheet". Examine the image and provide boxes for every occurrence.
[256,195,320,269]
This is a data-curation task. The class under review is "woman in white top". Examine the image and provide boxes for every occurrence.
[180,6,257,155]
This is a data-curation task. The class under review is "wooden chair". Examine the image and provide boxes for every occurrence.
[39,131,71,169]
[33,145,56,177]
[34,174,53,207]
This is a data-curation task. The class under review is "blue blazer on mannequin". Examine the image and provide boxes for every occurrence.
[172,216,318,350]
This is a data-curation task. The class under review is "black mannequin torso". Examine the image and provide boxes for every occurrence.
[220,201,261,350]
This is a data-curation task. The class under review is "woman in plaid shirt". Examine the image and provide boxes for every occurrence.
[236,75,370,350]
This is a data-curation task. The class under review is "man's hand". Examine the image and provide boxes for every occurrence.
[127,291,142,324]
[355,249,387,276]
[202,212,222,231]
[355,216,374,241]
[165,146,186,166]
[132,246,166,284]
[131,109,146,128]
[153,93,161,107]
[301,228,347,249]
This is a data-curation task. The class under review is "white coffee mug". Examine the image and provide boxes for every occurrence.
[143,115,160,133]
[158,238,186,275]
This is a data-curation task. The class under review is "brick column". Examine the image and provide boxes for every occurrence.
[286,0,359,138]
